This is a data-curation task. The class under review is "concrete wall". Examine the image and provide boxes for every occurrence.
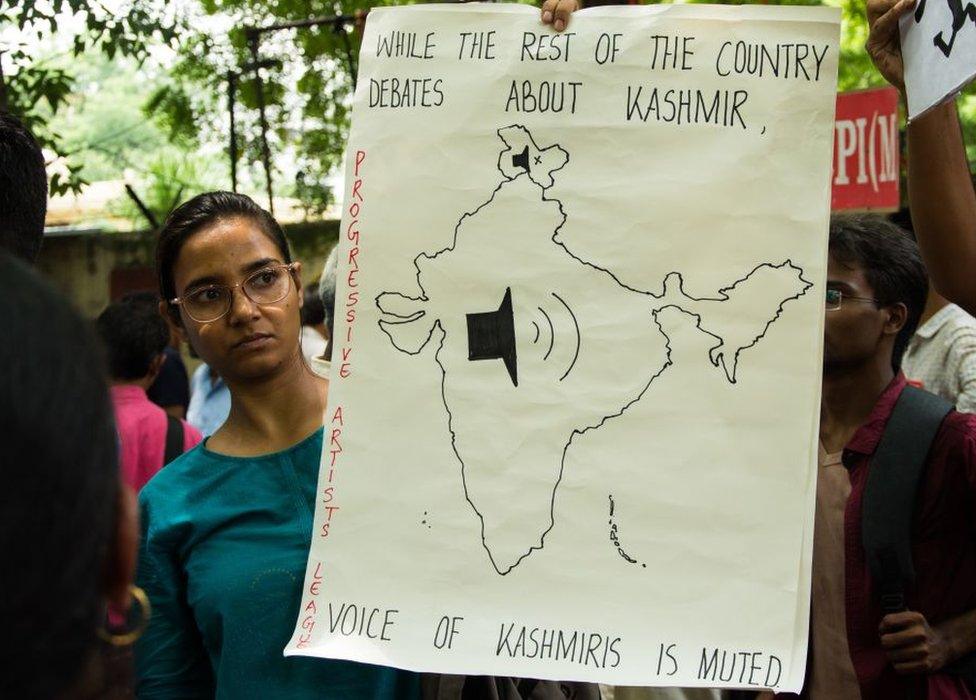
[36,232,155,319]
[36,221,340,320]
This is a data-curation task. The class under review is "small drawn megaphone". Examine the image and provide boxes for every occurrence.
[466,287,518,387]
[511,146,530,174]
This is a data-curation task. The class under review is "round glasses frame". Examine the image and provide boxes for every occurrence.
[170,262,299,323]
[825,288,881,312]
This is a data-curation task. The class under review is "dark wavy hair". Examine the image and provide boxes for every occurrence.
[0,252,118,697]
[96,301,170,380]
[0,112,47,263]
[828,214,928,370]
[156,192,292,322]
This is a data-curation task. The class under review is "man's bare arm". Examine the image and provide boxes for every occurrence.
[867,0,976,314]
[880,609,976,673]
[908,104,976,315]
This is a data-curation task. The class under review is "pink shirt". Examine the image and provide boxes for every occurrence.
[110,385,202,491]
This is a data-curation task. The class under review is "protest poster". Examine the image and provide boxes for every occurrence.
[831,86,901,212]
[901,0,976,119]
[286,4,840,692]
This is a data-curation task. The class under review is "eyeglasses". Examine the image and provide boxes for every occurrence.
[170,263,299,323]
[825,288,880,311]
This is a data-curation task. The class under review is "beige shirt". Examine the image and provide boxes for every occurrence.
[903,303,976,412]
[808,444,861,699]
[310,356,332,379]
[301,325,329,368]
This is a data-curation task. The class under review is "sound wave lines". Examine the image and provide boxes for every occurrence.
[551,292,580,382]
[539,306,555,360]
[532,293,581,382]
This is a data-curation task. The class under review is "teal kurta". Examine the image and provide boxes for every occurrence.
[135,428,421,699]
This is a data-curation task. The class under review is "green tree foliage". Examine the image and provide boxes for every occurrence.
[11,0,975,209]
[0,1,176,194]
[831,0,975,162]
[49,56,171,183]
[35,52,225,233]
[153,0,976,213]
[109,146,225,229]
[147,0,423,216]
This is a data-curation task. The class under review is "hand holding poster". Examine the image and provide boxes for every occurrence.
[287,4,840,692]
[901,0,976,118]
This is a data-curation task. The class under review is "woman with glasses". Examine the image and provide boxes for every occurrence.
[135,191,421,699]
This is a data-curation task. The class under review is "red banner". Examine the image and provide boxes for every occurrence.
[831,87,901,212]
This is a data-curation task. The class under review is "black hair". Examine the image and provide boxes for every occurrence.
[301,283,325,326]
[0,252,118,697]
[156,192,292,321]
[96,301,170,380]
[0,112,47,263]
[120,290,161,308]
[828,214,928,370]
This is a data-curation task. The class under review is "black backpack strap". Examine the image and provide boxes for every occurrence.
[163,414,184,466]
[862,385,952,613]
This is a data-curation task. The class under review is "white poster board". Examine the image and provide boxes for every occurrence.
[287,4,839,693]
[901,0,976,119]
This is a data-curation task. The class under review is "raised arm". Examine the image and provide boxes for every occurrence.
[867,0,976,315]
[907,104,976,316]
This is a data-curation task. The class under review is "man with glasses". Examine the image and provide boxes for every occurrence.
[782,214,976,700]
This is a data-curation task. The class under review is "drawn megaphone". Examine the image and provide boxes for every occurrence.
[511,146,530,174]
[466,287,518,387]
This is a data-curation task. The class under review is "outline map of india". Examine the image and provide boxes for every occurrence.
[375,125,812,575]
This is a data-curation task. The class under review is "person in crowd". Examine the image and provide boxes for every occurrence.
[122,291,192,419]
[867,0,976,317]
[136,191,421,698]
[187,361,231,437]
[0,112,47,263]
[902,284,976,412]
[0,252,141,698]
[148,338,192,418]
[96,301,202,491]
[300,282,329,366]
[759,215,976,700]
[311,244,339,378]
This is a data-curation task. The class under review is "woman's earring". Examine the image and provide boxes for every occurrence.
[98,585,152,647]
